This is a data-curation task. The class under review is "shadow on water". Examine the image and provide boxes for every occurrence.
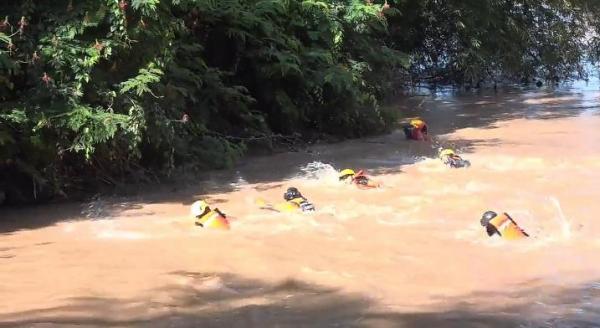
[398,91,598,136]
[0,199,145,235]
[1,272,599,327]
[199,87,599,190]
[1,87,597,233]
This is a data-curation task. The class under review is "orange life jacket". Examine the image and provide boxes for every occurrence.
[488,213,528,240]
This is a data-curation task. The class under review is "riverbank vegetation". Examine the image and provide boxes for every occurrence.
[1,0,599,204]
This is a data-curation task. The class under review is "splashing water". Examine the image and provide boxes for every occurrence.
[3,89,600,327]
[81,195,110,220]
[549,196,572,240]
[229,171,249,189]
[296,161,338,182]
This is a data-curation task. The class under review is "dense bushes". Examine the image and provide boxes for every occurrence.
[395,0,590,86]
[0,0,404,203]
[0,0,598,204]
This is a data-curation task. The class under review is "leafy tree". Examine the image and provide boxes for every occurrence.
[387,0,588,86]
[0,0,597,204]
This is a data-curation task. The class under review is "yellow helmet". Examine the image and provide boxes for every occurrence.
[439,149,455,158]
[191,200,209,217]
[339,169,356,180]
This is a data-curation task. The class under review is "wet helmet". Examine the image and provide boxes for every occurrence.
[410,118,426,129]
[339,169,356,181]
[480,211,498,226]
[191,200,210,217]
[284,187,302,201]
[439,149,455,159]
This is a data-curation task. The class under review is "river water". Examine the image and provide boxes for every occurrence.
[1,82,600,327]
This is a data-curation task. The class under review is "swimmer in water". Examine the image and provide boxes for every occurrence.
[190,200,230,230]
[402,118,429,141]
[282,187,315,212]
[257,187,315,213]
[480,211,529,240]
[439,148,471,168]
[339,169,380,189]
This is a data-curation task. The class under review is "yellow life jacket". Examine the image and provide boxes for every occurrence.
[275,201,300,212]
[196,209,230,230]
[275,198,315,213]
[488,213,528,240]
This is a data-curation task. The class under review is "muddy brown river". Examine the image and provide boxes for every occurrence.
[1,83,600,327]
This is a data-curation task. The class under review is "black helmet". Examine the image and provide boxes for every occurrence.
[480,211,497,226]
[284,187,302,201]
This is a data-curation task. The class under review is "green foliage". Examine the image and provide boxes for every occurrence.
[187,136,247,170]
[120,62,163,97]
[0,32,9,44]
[54,105,131,160]
[0,0,598,204]
[387,0,590,85]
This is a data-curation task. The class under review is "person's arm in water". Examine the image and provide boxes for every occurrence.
[214,208,226,218]
[450,155,461,167]
[486,224,501,237]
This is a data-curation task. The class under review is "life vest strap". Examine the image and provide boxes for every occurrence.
[290,198,315,212]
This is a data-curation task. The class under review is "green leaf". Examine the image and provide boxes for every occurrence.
[132,0,161,16]
[119,62,164,97]
[0,109,28,124]
[0,32,10,44]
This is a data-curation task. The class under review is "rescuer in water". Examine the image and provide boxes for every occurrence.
[338,169,380,189]
[403,118,429,141]
[257,187,315,213]
[439,148,471,168]
[480,211,529,240]
[190,200,230,230]
[281,187,315,212]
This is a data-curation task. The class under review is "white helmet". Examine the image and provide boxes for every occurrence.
[191,200,209,217]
